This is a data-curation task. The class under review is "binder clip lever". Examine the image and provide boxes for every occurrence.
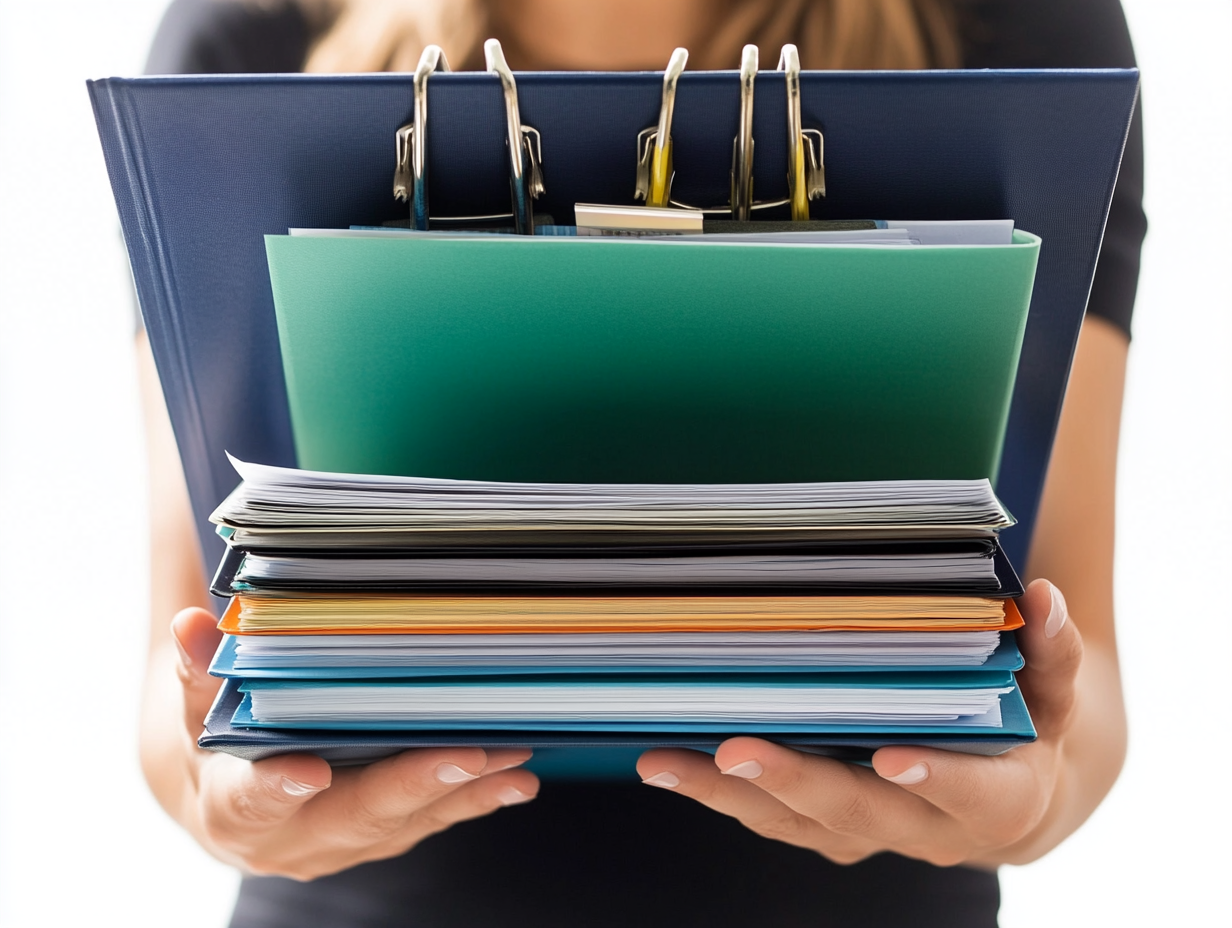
[778,44,826,218]
[634,48,688,207]
[486,39,545,235]
[393,45,450,231]
[392,40,544,233]
[730,45,758,221]
[632,45,826,220]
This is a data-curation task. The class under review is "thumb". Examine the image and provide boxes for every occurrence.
[1014,578,1084,739]
[170,606,225,735]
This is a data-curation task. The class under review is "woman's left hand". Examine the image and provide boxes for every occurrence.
[636,577,1083,868]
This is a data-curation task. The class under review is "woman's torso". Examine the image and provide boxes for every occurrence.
[145,2,1143,924]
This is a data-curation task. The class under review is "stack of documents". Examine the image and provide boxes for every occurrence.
[203,457,1034,760]
[85,67,1137,775]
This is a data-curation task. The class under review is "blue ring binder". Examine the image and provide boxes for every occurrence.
[88,68,1139,574]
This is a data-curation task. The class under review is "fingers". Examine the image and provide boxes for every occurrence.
[855,579,1082,850]
[320,747,538,844]
[294,747,539,876]
[637,747,878,864]
[871,745,1052,849]
[709,739,962,858]
[170,607,224,734]
[197,751,333,850]
[198,747,537,878]
[1014,579,1084,738]
[625,583,1082,868]
[393,763,540,845]
[336,747,493,826]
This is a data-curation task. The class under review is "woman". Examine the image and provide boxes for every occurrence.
[141,1,1144,925]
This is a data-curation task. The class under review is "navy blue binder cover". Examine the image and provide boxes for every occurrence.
[89,69,1138,575]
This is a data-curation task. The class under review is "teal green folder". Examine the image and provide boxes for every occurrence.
[266,233,1040,484]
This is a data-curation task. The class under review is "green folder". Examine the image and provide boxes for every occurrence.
[265,233,1040,484]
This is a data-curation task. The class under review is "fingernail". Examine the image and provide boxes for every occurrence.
[281,776,324,797]
[496,786,533,806]
[641,771,680,789]
[1045,583,1069,639]
[486,753,533,774]
[171,631,193,669]
[721,760,764,779]
[436,763,479,784]
[883,763,929,786]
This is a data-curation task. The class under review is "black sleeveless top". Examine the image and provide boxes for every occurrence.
[145,3,1143,924]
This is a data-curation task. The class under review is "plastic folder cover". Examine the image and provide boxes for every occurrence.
[267,233,1038,484]
[208,630,1026,678]
[201,676,1036,776]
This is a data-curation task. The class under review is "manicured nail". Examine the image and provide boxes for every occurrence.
[486,754,532,773]
[883,763,929,786]
[721,760,764,779]
[641,771,680,789]
[496,786,533,806]
[436,763,479,784]
[1045,583,1069,638]
[171,631,194,669]
[281,776,324,797]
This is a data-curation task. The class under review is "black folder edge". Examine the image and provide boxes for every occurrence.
[200,677,1036,774]
[209,540,1024,599]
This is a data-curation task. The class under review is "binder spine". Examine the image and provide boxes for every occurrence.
[87,79,229,581]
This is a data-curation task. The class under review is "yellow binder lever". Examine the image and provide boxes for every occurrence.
[778,44,825,221]
[635,48,688,208]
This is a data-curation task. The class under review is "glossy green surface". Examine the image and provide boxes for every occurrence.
[267,233,1039,483]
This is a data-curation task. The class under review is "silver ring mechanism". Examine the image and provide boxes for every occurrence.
[392,40,544,233]
[730,44,758,220]
[631,45,826,219]
[485,38,545,235]
[637,45,778,216]
[393,45,450,231]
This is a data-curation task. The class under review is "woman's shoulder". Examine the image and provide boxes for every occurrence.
[957,0,1143,339]
[145,0,315,75]
[956,0,1136,69]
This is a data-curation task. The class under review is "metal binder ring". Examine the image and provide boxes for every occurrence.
[392,40,543,233]
[635,48,688,208]
[393,45,450,231]
[641,46,790,217]
[731,45,758,221]
[485,39,545,235]
[778,44,825,217]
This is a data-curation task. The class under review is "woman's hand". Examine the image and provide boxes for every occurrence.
[158,606,540,881]
[636,578,1093,868]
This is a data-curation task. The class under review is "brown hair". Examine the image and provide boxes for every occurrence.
[302,0,960,74]
[682,0,959,70]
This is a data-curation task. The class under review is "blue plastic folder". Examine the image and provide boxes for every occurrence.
[232,671,1023,733]
[201,675,1035,776]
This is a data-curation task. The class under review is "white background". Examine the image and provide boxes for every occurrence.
[0,1,1228,924]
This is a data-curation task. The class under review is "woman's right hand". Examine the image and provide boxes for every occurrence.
[163,606,540,880]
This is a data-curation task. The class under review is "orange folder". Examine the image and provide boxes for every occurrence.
[219,595,1024,636]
